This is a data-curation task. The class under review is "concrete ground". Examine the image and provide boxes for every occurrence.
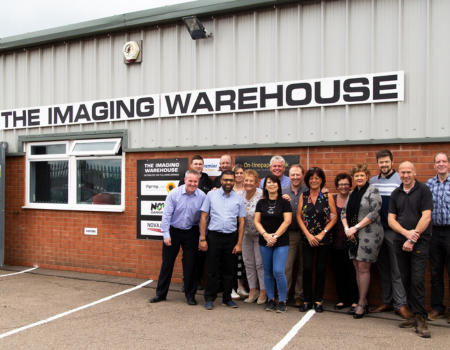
[0,266,448,350]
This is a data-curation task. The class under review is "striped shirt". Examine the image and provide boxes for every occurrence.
[426,174,450,226]
[370,170,401,228]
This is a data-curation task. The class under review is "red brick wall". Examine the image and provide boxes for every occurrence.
[4,142,449,306]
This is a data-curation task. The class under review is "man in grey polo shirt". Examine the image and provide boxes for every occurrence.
[282,164,308,307]
[369,150,409,319]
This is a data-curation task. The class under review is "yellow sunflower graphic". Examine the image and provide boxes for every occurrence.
[166,182,176,193]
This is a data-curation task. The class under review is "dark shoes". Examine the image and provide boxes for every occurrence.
[353,304,368,319]
[187,298,197,306]
[398,316,416,328]
[294,297,304,308]
[149,295,166,303]
[222,300,238,308]
[265,299,277,312]
[427,310,445,321]
[334,302,350,310]
[314,303,323,313]
[369,303,394,313]
[395,306,412,319]
[347,305,357,315]
[299,302,313,312]
[415,315,431,338]
[276,301,287,313]
[205,301,214,310]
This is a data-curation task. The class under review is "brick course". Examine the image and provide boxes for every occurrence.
[4,142,449,306]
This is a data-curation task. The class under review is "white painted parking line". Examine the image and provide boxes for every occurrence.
[0,279,153,339]
[0,267,38,277]
[272,309,316,350]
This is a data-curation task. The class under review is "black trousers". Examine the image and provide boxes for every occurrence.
[204,230,238,302]
[330,248,359,305]
[302,243,331,303]
[429,225,450,313]
[155,225,199,299]
[394,236,430,319]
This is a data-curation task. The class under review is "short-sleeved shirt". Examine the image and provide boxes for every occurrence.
[300,190,332,246]
[426,174,450,226]
[259,174,291,189]
[389,181,433,242]
[255,198,292,247]
[201,187,246,233]
[238,188,263,236]
[282,184,309,231]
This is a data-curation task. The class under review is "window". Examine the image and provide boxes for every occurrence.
[25,139,124,212]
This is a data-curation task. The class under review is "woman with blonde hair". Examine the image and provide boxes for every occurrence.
[238,169,267,304]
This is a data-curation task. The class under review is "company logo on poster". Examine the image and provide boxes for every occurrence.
[141,201,165,216]
[202,158,221,177]
[235,155,300,178]
[141,221,163,236]
[141,180,179,196]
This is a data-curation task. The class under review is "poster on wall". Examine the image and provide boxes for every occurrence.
[202,158,221,177]
[137,158,189,240]
[235,155,300,179]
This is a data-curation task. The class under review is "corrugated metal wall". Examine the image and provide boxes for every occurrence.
[1,0,449,153]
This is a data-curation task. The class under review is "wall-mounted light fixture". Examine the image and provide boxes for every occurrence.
[182,16,212,40]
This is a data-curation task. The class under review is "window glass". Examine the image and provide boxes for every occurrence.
[30,161,69,203]
[73,142,117,153]
[31,144,66,155]
[77,159,122,205]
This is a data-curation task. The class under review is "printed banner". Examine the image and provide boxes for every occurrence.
[235,155,300,179]
[202,158,221,177]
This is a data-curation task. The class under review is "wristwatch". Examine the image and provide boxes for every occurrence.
[355,224,360,230]
[408,239,415,244]
[273,234,278,239]
[324,229,328,233]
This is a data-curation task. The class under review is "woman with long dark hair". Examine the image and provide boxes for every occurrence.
[254,174,292,313]
[341,163,383,319]
[297,167,337,313]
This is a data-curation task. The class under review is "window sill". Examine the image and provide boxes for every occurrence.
[22,205,125,213]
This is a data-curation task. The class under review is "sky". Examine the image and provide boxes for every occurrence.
[0,0,195,38]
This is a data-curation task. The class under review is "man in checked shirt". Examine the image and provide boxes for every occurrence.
[426,152,450,323]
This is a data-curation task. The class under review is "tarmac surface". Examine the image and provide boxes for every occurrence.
[0,265,448,349]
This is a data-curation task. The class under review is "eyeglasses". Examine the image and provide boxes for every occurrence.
[338,184,350,188]
[222,179,234,183]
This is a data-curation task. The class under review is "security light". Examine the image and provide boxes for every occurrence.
[182,16,212,40]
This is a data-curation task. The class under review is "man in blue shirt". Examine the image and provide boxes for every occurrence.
[259,155,291,189]
[369,150,409,319]
[200,170,246,310]
[150,170,206,306]
[426,152,450,322]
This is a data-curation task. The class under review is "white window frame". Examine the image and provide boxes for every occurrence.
[24,140,125,212]
[69,138,122,156]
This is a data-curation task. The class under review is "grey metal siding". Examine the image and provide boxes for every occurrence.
[1,0,450,153]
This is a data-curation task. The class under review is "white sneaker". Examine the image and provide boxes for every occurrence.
[237,287,249,298]
[231,289,241,300]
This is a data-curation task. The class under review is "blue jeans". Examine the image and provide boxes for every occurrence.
[259,245,289,302]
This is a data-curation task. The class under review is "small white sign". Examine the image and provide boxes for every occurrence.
[141,180,179,196]
[141,220,163,236]
[84,228,98,235]
[202,158,221,177]
[141,201,165,216]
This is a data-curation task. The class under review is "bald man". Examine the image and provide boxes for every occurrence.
[388,161,433,338]
[212,155,233,189]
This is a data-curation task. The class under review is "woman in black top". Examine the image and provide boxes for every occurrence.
[297,167,337,313]
[255,174,292,313]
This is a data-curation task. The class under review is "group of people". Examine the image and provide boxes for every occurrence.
[149,151,450,339]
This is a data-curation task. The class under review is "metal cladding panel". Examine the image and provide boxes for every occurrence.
[429,0,450,138]
[400,0,427,139]
[234,112,255,145]
[235,12,255,86]
[323,0,346,77]
[278,6,300,82]
[1,0,450,152]
[255,9,276,84]
[348,0,372,75]
[299,3,321,80]
[194,20,214,91]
